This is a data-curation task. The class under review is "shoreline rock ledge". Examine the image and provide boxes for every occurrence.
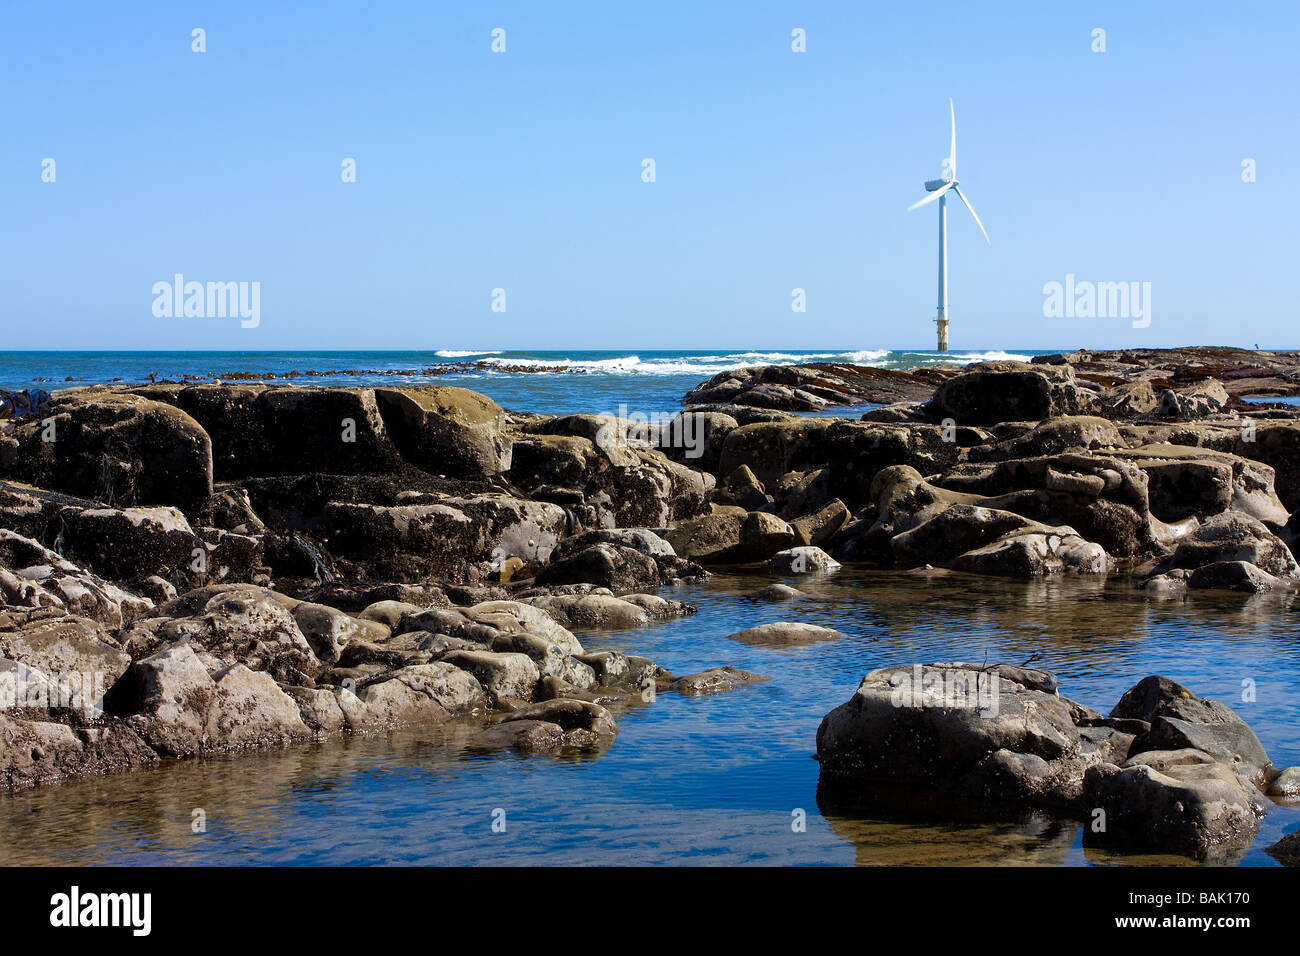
[815,665,1295,861]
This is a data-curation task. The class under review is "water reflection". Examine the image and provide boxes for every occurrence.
[1,566,1296,866]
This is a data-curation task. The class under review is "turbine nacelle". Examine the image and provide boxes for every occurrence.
[924,177,952,192]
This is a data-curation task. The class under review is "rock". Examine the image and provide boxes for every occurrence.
[1097,380,1158,419]
[534,542,661,592]
[1266,766,1300,799]
[1115,444,1289,525]
[1187,560,1283,592]
[665,667,769,695]
[339,663,485,730]
[373,386,512,477]
[2,392,213,510]
[716,419,830,489]
[683,363,938,410]
[1167,512,1299,579]
[890,504,1041,568]
[769,546,840,574]
[788,499,850,549]
[1237,422,1300,512]
[754,583,803,601]
[735,512,797,561]
[468,719,572,752]
[470,698,618,752]
[521,593,650,629]
[0,616,130,712]
[1083,761,1261,860]
[816,663,1095,813]
[970,416,1122,461]
[125,643,311,757]
[501,698,617,735]
[948,528,1110,577]
[0,713,159,790]
[928,361,1094,425]
[439,650,540,705]
[663,512,745,564]
[1157,379,1230,418]
[283,686,346,735]
[655,411,738,474]
[508,429,712,529]
[573,650,657,690]
[356,600,424,628]
[291,602,389,664]
[715,465,769,510]
[933,453,1169,560]
[727,622,846,646]
[541,528,700,586]
[144,586,322,685]
[1112,675,1274,784]
[1266,830,1300,866]
[60,506,200,583]
[323,496,567,583]
[461,601,586,655]
[0,529,153,628]
[147,385,399,480]
[193,486,267,534]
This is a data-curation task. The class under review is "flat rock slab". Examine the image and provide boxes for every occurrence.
[726,622,845,646]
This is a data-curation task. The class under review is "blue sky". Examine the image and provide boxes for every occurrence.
[2,1,1297,351]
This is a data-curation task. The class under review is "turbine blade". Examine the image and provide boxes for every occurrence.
[951,184,990,243]
[907,181,953,211]
[949,98,957,179]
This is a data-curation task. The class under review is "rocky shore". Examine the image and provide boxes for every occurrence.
[2,347,1299,861]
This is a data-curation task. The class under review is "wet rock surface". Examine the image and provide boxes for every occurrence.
[817,666,1277,860]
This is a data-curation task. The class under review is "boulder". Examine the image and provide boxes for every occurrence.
[816,664,1099,813]
[0,529,153,628]
[928,361,1094,425]
[1167,511,1299,579]
[1096,380,1158,419]
[291,601,390,665]
[339,663,485,731]
[1111,675,1273,785]
[1156,380,1229,418]
[534,542,661,592]
[125,643,311,756]
[60,506,200,583]
[373,386,512,477]
[754,583,804,601]
[2,392,213,510]
[439,650,540,705]
[1083,761,1261,861]
[323,496,567,583]
[769,546,840,574]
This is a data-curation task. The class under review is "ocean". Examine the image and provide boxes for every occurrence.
[0,349,1044,416]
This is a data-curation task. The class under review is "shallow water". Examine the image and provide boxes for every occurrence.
[2,567,1296,866]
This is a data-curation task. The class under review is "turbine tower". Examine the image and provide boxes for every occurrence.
[907,99,989,352]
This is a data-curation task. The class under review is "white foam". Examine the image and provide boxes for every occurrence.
[463,349,1035,376]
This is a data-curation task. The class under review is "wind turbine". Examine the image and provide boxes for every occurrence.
[907,98,990,352]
